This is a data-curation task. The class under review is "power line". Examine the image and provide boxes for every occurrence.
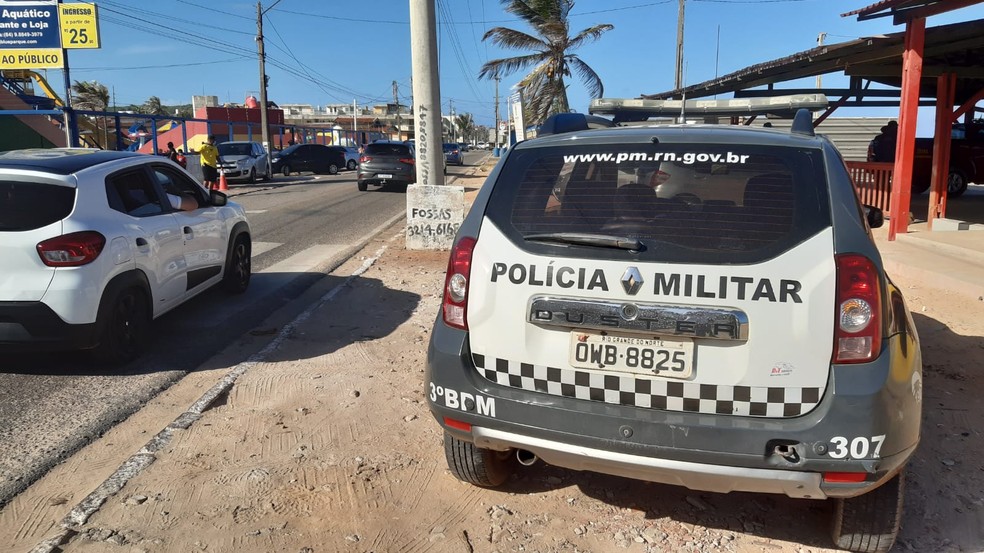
[98,0,254,36]
[73,58,251,71]
[174,0,253,20]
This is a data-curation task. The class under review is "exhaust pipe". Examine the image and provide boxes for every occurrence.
[516,449,538,466]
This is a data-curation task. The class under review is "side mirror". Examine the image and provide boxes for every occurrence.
[864,205,883,229]
[210,190,228,206]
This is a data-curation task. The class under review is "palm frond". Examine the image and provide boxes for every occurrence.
[480,52,549,80]
[566,23,614,51]
[568,57,604,98]
[482,26,547,52]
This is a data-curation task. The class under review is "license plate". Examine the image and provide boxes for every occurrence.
[378,173,394,179]
[569,331,693,378]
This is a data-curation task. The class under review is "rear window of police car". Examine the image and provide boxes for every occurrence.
[487,143,832,264]
[365,143,411,156]
[0,180,75,231]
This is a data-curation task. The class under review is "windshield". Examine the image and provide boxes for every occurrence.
[218,143,253,156]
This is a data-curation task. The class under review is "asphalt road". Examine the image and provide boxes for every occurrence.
[0,151,486,507]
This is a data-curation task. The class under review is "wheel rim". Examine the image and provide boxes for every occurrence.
[348,160,356,170]
[948,172,964,194]
[233,242,250,287]
[329,164,338,174]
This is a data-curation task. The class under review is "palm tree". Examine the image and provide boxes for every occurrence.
[71,80,109,111]
[455,113,475,144]
[479,0,612,126]
[71,80,110,148]
[142,96,167,116]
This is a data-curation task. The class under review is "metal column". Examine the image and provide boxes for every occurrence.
[888,16,925,241]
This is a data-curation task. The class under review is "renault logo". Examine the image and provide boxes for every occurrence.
[621,267,644,295]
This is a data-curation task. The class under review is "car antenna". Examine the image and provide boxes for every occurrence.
[790,108,815,137]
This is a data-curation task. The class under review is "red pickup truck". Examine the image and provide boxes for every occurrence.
[869,122,983,197]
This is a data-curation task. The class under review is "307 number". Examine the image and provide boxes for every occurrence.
[828,435,886,459]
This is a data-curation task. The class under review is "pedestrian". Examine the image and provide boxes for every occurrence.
[870,121,898,163]
[166,141,179,163]
[199,135,219,191]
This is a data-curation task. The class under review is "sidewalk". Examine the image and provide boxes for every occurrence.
[4,165,984,553]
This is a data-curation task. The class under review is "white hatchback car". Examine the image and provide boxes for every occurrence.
[0,149,252,363]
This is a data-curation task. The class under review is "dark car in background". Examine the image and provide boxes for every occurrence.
[443,142,463,166]
[357,141,416,192]
[270,144,345,177]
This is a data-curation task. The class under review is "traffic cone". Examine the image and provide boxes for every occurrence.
[218,172,229,191]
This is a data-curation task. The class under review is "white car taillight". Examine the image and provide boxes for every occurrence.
[833,254,882,363]
[36,231,106,267]
[442,236,476,330]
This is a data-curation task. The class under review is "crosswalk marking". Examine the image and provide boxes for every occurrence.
[251,241,281,257]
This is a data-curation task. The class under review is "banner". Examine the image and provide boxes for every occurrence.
[509,91,525,142]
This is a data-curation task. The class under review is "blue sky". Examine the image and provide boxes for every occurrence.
[54,0,984,131]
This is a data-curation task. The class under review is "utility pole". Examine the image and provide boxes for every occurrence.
[816,32,827,89]
[353,99,358,144]
[256,1,281,160]
[409,0,442,186]
[393,80,401,141]
[58,0,74,147]
[674,0,685,92]
[494,75,500,148]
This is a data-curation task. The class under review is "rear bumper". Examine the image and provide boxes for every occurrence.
[357,170,415,185]
[426,321,922,499]
[0,301,97,351]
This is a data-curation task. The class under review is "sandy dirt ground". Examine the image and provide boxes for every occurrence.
[2,179,982,553]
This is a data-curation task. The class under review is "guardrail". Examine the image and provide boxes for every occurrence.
[846,161,893,213]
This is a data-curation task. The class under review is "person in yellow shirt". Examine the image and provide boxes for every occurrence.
[199,135,220,191]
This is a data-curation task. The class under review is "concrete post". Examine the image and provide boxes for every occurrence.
[407,0,461,250]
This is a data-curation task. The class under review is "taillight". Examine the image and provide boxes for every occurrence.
[37,231,106,267]
[359,155,371,163]
[399,157,415,165]
[442,236,476,330]
[833,254,882,363]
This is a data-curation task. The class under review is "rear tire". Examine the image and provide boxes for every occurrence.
[347,159,357,171]
[947,170,969,197]
[357,180,368,191]
[830,471,905,553]
[91,287,150,365]
[443,432,514,488]
[223,235,251,294]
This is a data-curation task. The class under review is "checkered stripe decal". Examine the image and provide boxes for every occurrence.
[472,354,822,418]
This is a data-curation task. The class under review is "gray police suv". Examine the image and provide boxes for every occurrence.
[426,111,921,553]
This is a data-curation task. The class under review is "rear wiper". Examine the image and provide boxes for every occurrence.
[524,232,644,251]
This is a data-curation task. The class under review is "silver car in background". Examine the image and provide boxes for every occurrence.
[217,141,271,183]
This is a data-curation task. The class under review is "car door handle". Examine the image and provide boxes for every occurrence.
[135,237,148,247]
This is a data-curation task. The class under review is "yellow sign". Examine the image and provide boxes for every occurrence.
[0,48,62,69]
[59,3,99,49]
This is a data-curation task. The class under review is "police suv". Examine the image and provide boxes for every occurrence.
[426,110,921,553]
